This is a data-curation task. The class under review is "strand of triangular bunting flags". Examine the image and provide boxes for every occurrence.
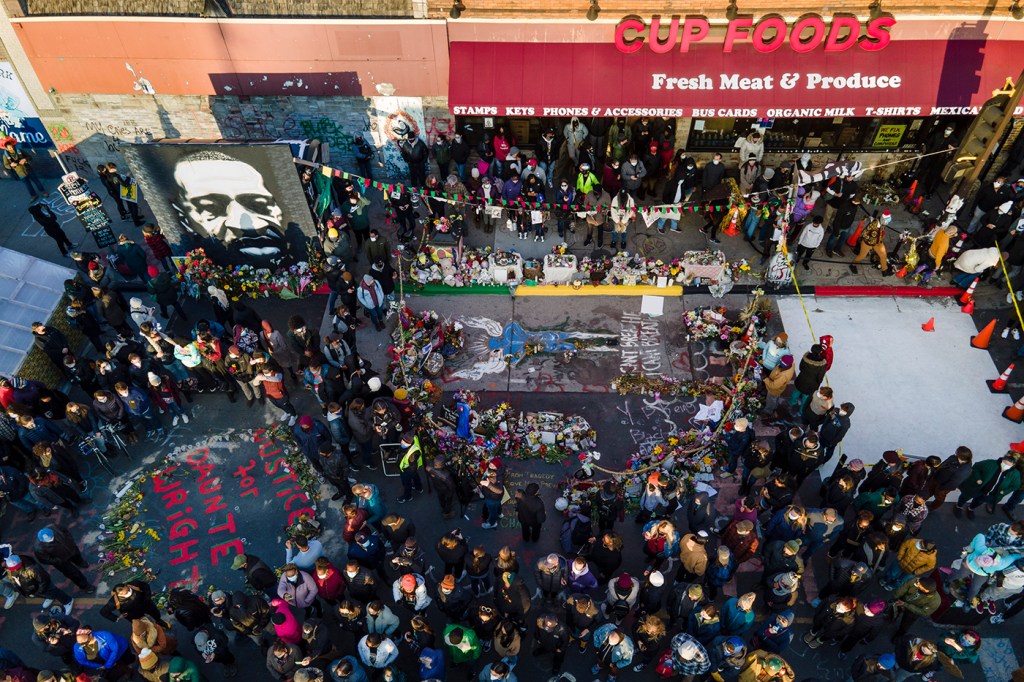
[315,163,789,214]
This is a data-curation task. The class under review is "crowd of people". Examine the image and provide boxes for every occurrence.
[4,258,1024,682]
[3,120,1024,682]
[360,119,1024,287]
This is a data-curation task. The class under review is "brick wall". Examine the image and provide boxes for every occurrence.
[41,93,453,181]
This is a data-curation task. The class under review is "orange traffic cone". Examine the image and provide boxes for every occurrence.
[960,278,979,304]
[896,265,908,278]
[723,208,740,237]
[903,179,918,205]
[971,319,997,348]
[1003,395,1024,423]
[989,363,1015,393]
[1011,439,1024,453]
[846,219,865,248]
[741,320,756,342]
[961,299,975,314]
[921,317,935,332]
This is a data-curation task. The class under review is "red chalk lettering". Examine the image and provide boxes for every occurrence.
[208,512,237,535]
[240,486,258,497]
[185,447,209,464]
[198,477,222,495]
[273,470,299,486]
[285,492,310,511]
[152,476,182,493]
[192,462,215,481]
[203,495,228,514]
[162,488,189,509]
[264,457,287,475]
[170,517,199,539]
[210,538,245,566]
[169,539,199,565]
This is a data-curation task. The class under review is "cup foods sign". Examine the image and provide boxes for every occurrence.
[615,14,896,54]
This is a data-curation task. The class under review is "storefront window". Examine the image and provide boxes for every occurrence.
[454,117,553,151]
[687,116,950,153]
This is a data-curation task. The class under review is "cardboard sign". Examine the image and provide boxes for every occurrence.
[872,124,906,147]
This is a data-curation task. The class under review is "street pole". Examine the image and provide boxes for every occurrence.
[954,69,1024,197]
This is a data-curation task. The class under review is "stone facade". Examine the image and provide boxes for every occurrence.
[40,93,454,181]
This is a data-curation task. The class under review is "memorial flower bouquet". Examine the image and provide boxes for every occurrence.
[682,306,734,341]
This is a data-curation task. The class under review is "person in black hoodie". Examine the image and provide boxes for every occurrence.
[450,131,471,182]
[826,194,863,257]
[167,588,212,632]
[515,483,546,542]
[586,117,612,164]
[231,553,278,596]
[926,446,973,510]
[100,580,164,624]
[32,524,94,593]
[400,132,429,188]
[788,344,828,415]
[967,176,1013,233]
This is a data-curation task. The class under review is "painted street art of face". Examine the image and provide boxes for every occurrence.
[172,151,285,263]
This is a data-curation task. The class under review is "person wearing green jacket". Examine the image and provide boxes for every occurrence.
[443,623,481,676]
[169,655,206,682]
[955,454,1022,519]
[852,487,897,520]
[937,629,981,665]
[891,576,940,638]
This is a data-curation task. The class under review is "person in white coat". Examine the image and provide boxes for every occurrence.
[609,190,636,251]
[796,216,826,270]
[953,246,1003,288]
[734,132,764,164]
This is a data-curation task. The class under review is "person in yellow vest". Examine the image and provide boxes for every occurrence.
[397,432,424,503]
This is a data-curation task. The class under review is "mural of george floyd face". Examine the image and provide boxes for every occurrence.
[124,143,316,268]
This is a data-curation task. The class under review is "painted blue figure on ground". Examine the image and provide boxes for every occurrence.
[454,317,618,379]
[455,401,472,439]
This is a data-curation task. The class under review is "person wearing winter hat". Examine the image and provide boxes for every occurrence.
[32,524,95,594]
[5,554,74,614]
[763,354,795,417]
[838,599,887,657]
[147,371,189,426]
[850,210,893,276]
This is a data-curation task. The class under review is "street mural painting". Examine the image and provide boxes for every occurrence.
[123,142,317,267]
[95,430,323,591]
[0,62,54,149]
[452,317,619,379]
[372,96,427,180]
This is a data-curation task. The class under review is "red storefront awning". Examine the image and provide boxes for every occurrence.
[449,39,1024,118]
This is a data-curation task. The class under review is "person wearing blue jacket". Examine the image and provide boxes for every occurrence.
[705,546,738,600]
[293,415,332,472]
[764,506,809,545]
[751,610,795,654]
[722,417,755,478]
[114,382,165,439]
[419,647,446,680]
[720,592,757,636]
[73,627,130,673]
[329,655,369,682]
[16,415,67,452]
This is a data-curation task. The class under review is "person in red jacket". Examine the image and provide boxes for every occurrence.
[142,223,175,272]
[313,557,346,606]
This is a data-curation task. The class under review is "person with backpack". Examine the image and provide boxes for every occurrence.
[561,504,594,555]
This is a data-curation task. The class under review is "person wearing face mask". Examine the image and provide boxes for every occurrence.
[803,596,856,649]
[581,184,611,248]
[608,119,632,161]
[956,454,1023,519]
[702,153,725,196]
[476,174,503,233]
[849,210,894,276]
[553,181,576,239]
[449,131,470,182]
[620,153,646,198]
[751,611,794,655]
[601,159,622,198]
[387,188,416,244]
[563,117,589,166]
[967,176,1013,233]
[609,189,636,250]
[919,123,960,197]
[537,129,560,188]
[739,154,761,194]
